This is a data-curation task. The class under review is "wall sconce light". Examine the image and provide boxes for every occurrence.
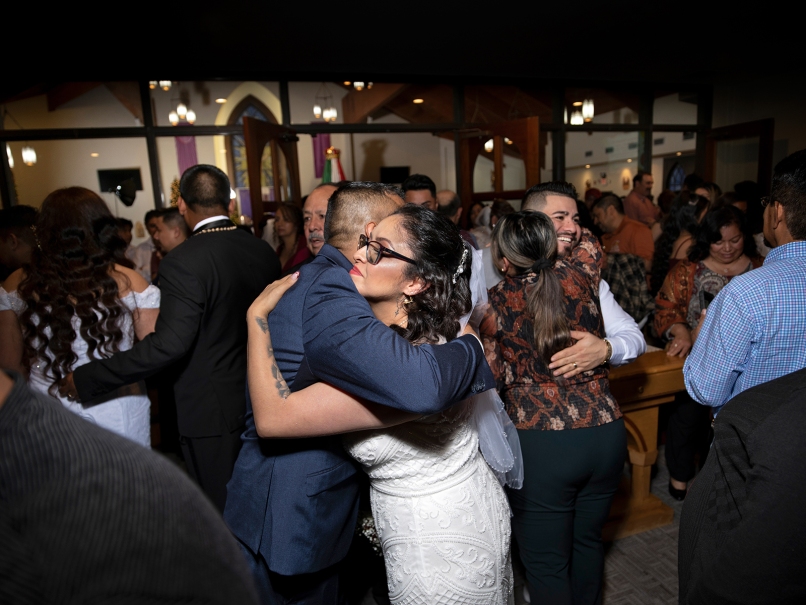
[570,110,584,126]
[484,139,494,153]
[6,144,13,169]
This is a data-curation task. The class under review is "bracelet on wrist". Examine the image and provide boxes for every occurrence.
[603,338,613,364]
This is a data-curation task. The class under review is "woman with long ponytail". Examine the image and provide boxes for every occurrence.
[481,209,626,605]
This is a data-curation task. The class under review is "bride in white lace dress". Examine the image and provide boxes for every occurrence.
[246,204,520,604]
[0,187,159,447]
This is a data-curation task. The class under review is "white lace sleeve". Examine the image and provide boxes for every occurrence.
[0,287,25,314]
[458,244,523,490]
[133,284,161,308]
[121,284,161,311]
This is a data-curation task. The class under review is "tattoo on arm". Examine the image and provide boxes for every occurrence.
[267,344,290,399]
[254,317,269,333]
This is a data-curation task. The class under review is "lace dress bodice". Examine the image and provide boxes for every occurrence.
[344,400,513,605]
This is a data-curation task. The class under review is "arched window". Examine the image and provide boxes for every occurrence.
[667,162,686,192]
[225,96,278,194]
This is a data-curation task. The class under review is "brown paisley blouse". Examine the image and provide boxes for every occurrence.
[480,230,621,431]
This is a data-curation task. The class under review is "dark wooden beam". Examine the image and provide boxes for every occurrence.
[46,82,102,112]
[341,83,407,124]
[104,82,143,123]
[139,81,164,209]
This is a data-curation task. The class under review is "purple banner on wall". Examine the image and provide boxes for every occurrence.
[237,188,252,219]
[175,135,198,177]
[312,131,331,178]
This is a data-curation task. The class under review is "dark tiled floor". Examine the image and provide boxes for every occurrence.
[602,446,684,605]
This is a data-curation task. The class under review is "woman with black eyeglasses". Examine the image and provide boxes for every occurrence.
[244,203,520,605]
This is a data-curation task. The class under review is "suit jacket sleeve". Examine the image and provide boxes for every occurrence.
[301,269,492,415]
[73,255,203,401]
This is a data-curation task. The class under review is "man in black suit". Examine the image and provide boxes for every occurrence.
[65,164,281,512]
[678,367,806,604]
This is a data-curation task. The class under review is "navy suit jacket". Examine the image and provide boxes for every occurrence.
[224,243,494,576]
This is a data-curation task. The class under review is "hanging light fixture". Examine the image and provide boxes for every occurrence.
[484,139,494,153]
[176,102,188,120]
[149,81,158,89]
[168,110,179,126]
[582,98,594,122]
[570,110,584,126]
[159,80,172,91]
[21,146,37,166]
[354,82,365,91]
[185,109,196,125]
[6,144,13,169]
[313,83,337,122]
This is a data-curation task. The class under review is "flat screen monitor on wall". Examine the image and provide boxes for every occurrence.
[97,169,143,193]
[380,166,410,186]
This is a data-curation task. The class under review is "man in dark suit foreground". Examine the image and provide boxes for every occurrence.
[225,181,496,604]
[678,367,806,604]
[66,164,281,511]
[0,369,259,604]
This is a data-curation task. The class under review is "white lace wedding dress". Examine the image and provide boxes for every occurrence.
[0,285,160,447]
[343,397,514,605]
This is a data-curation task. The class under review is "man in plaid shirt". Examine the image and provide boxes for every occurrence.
[684,149,806,412]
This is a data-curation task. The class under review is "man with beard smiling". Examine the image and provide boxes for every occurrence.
[521,181,645,377]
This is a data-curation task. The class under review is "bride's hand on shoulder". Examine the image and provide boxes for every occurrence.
[248,272,299,322]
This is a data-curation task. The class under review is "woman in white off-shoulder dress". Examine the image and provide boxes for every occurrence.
[246,204,521,604]
[0,187,159,447]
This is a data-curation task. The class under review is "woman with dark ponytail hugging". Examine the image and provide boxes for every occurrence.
[480,210,626,605]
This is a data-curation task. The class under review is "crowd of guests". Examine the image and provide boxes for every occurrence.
[1,152,805,604]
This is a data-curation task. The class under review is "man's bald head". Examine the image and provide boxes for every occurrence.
[324,182,405,257]
[436,190,462,224]
[303,184,338,255]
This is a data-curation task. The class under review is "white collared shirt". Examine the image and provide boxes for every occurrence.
[193,215,231,232]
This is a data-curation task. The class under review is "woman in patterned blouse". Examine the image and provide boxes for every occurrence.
[654,204,762,500]
[480,210,626,605]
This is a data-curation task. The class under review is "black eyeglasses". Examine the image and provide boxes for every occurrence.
[358,234,417,266]
[761,196,773,209]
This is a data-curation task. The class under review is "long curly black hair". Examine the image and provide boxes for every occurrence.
[650,191,709,296]
[18,187,132,396]
[388,204,473,345]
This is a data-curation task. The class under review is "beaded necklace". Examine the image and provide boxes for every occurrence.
[194,225,238,235]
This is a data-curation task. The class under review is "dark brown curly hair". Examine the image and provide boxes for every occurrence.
[389,204,473,345]
[18,187,131,396]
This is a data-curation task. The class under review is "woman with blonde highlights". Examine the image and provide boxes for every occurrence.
[481,209,626,605]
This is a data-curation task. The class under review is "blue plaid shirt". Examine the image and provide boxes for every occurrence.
[684,240,806,411]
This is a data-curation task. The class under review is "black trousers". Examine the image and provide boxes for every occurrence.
[508,419,626,605]
[664,391,712,483]
[179,426,244,513]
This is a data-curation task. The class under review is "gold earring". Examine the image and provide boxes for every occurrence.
[403,296,413,305]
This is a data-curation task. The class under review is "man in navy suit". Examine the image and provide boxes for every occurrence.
[225,182,495,604]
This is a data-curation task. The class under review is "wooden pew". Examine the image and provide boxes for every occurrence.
[603,349,684,540]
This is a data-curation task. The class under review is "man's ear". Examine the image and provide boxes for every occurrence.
[7,233,19,250]
[177,198,187,215]
[773,201,786,229]
[228,199,236,215]
[455,207,462,222]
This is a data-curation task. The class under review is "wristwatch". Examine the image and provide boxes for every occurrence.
[603,338,613,364]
